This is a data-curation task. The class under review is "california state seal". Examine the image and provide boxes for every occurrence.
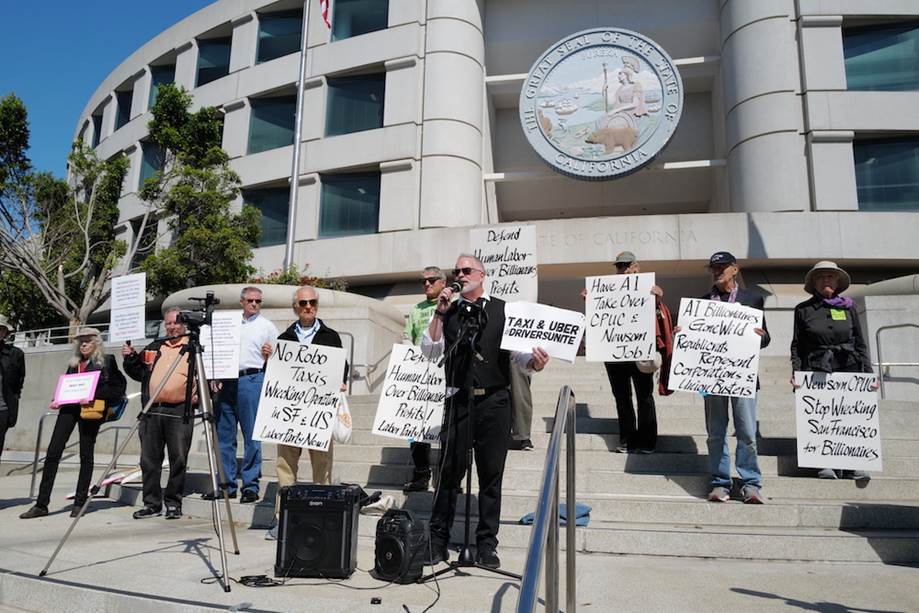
[519,28,683,181]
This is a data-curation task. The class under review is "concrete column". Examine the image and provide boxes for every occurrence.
[129,69,148,121]
[99,95,116,144]
[418,0,485,228]
[124,144,140,195]
[808,131,858,210]
[174,41,197,90]
[379,159,419,232]
[230,13,257,73]
[295,173,321,242]
[301,77,326,142]
[720,0,808,212]
[222,99,250,158]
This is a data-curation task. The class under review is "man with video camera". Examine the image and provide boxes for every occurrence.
[422,254,549,570]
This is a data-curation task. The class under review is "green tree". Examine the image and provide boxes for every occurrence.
[0,93,128,332]
[136,84,260,296]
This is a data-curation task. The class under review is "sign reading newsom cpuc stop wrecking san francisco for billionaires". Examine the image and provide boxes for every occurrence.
[519,28,684,180]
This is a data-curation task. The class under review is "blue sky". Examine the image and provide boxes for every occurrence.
[0,0,214,176]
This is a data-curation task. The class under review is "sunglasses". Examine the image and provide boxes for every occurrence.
[422,277,442,285]
[297,299,319,308]
[614,262,631,270]
[452,267,483,276]
[244,298,262,304]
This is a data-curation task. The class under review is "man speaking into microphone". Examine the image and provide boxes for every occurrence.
[422,254,549,569]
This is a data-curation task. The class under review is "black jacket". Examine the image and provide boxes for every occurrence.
[62,354,127,410]
[0,340,25,427]
[791,295,872,373]
[278,319,349,385]
[702,287,771,349]
[441,296,511,390]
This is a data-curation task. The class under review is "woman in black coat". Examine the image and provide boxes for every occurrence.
[790,261,875,481]
[20,328,127,519]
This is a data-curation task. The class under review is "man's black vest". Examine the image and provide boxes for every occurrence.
[442,296,511,390]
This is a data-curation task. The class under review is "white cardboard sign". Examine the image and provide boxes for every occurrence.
[253,340,347,451]
[668,298,763,398]
[501,301,585,363]
[200,310,242,380]
[585,273,656,362]
[372,344,446,443]
[470,225,538,302]
[794,371,882,472]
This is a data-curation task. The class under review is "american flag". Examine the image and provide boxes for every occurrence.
[319,0,331,28]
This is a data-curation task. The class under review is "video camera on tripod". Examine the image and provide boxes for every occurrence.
[176,291,221,328]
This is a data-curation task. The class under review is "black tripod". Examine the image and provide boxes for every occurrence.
[40,297,240,592]
[421,301,521,582]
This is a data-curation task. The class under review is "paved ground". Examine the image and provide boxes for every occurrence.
[1,471,918,612]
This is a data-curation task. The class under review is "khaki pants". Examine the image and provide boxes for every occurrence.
[275,442,334,516]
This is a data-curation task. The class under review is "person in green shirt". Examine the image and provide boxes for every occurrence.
[402,266,446,491]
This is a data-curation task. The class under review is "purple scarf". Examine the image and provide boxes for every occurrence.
[710,285,738,303]
[822,295,853,309]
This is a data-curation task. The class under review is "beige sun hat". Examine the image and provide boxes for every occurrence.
[74,326,103,340]
[804,261,851,295]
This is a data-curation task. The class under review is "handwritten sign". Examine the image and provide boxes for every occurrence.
[200,310,242,379]
[668,298,763,398]
[501,302,585,363]
[471,225,538,302]
[372,344,445,443]
[585,273,656,362]
[54,371,101,405]
[794,371,882,472]
[253,340,347,451]
[109,272,146,341]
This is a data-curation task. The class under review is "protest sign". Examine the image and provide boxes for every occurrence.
[253,340,347,451]
[200,310,242,379]
[794,371,882,472]
[470,225,538,302]
[585,273,656,362]
[372,344,446,443]
[53,371,101,406]
[668,298,763,398]
[109,272,147,342]
[501,302,585,363]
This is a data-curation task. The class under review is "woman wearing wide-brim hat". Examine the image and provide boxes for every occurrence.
[790,261,876,481]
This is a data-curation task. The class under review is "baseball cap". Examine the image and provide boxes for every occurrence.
[614,251,637,265]
[708,251,737,267]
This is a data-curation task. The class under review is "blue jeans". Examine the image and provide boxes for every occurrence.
[215,372,264,494]
[703,395,761,490]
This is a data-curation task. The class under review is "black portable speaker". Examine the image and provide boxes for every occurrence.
[275,484,361,579]
[373,509,428,583]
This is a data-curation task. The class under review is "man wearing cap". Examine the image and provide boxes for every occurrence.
[0,316,25,465]
[697,252,770,504]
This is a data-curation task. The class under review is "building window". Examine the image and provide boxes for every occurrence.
[319,172,380,237]
[115,89,133,130]
[331,0,389,41]
[854,137,919,211]
[257,10,302,64]
[91,112,104,148]
[130,216,157,270]
[844,22,919,91]
[325,74,385,137]
[248,95,297,154]
[197,37,232,87]
[138,142,165,189]
[243,187,289,247]
[149,64,176,108]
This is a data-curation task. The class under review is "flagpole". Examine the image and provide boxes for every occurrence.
[283,0,311,271]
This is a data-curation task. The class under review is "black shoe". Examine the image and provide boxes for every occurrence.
[403,471,431,492]
[19,505,49,519]
[240,490,259,504]
[165,505,182,520]
[202,490,236,500]
[425,543,449,565]
[70,505,84,518]
[476,546,500,569]
[519,439,534,451]
[133,505,161,519]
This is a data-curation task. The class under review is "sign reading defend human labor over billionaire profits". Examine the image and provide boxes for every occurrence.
[501,302,586,363]
[585,273,656,362]
[253,340,347,451]
[470,225,538,302]
[372,344,446,443]
[794,371,882,472]
[668,298,763,398]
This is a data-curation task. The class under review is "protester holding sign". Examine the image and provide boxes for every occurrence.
[790,261,876,481]
[266,285,349,540]
[676,252,769,504]
[21,328,127,519]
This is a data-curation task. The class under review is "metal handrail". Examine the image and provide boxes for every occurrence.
[517,386,577,613]
[875,324,919,399]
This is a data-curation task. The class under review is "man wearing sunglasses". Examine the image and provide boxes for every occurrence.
[265,285,349,540]
[401,266,446,493]
[422,254,550,569]
[207,286,278,504]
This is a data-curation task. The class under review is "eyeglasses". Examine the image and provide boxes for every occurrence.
[452,267,483,277]
[297,299,319,308]
[244,298,262,304]
[614,262,631,270]
[422,277,442,285]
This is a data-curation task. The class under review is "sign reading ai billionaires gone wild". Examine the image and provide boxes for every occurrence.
[519,28,684,181]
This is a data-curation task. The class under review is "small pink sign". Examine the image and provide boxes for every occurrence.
[53,371,101,406]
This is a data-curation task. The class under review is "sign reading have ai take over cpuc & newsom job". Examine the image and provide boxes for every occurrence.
[519,28,684,181]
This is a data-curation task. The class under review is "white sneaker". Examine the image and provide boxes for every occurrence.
[265,525,278,541]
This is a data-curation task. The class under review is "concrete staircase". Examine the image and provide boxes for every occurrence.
[113,356,919,563]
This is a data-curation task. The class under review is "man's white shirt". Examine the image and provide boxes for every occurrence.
[238,313,279,370]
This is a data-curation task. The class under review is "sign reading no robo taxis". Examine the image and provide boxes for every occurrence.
[519,28,684,180]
